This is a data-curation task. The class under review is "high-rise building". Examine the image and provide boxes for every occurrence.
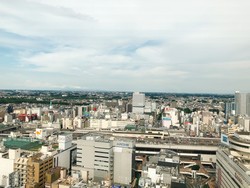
[216,133,250,187]
[235,91,250,116]
[132,92,145,114]
[225,102,235,117]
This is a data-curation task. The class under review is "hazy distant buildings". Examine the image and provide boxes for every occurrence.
[235,91,250,116]
[132,92,145,114]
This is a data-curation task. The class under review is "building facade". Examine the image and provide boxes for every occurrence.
[75,135,135,185]
[216,133,250,188]
[132,92,145,114]
[26,153,53,188]
[235,91,250,116]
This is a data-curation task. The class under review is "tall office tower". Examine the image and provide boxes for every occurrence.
[235,91,250,116]
[132,92,145,114]
[225,102,235,117]
[75,135,135,185]
[216,133,250,187]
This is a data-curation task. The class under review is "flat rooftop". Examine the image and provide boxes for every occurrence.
[3,138,43,151]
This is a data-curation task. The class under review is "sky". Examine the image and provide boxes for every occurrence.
[0,0,250,93]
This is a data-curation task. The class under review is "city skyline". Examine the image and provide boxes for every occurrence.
[1,0,250,93]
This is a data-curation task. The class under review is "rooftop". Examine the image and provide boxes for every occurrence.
[3,137,43,151]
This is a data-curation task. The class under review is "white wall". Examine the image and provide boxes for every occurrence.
[200,154,216,163]
[54,148,71,170]
[0,158,14,187]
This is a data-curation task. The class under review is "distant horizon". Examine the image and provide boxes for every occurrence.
[0,88,235,95]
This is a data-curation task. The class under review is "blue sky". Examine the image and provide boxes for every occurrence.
[0,0,250,93]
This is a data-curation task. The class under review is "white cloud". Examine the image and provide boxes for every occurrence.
[0,0,250,92]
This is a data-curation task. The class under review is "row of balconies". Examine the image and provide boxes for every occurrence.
[217,149,250,185]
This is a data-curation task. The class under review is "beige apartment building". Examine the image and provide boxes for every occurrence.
[25,153,53,188]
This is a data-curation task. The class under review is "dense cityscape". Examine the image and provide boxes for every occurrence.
[0,90,249,187]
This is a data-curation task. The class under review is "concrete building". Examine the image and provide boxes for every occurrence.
[89,118,133,129]
[235,91,250,116]
[113,140,135,185]
[216,132,250,187]
[0,148,20,187]
[202,111,213,125]
[31,108,42,119]
[14,154,30,187]
[35,128,49,139]
[225,102,235,117]
[76,106,89,118]
[73,117,83,129]
[138,149,185,187]
[4,113,13,124]
[45,167,102,188]
[74,134,135,185]
[54,134,77,171]
[75,135,114,184]
[132,92,145,114]
[26,153,54,188]
[62,118,73,129]
[162,107,179,128]
[238,116,250,132]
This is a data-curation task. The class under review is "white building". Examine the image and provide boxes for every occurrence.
[139,149,184,188]
[202,111,213,125]
[235,91,250,116]
[238,116,250,132]
[76,106,89,118]
[113,140,135,185]
[75,135,114,183]
[54,134,77,170]
[4,114,13,123]
[216,132,250,187]
[0,148,21,187]
[31,108,42,118]
[35,128,48,139]
[144,101,152,113]
[162,107,179,128]
[62,118,73,129]
[132,92,145,114]
[74,135,135,185]
[73,117,83,129]
[121,113,128,120]
[89,119,133,129]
